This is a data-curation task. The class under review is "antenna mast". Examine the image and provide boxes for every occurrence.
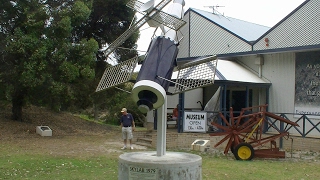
[204,5,225,14]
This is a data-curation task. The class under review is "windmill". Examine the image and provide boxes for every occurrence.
[101,0,186,58]
[96,0,218,156]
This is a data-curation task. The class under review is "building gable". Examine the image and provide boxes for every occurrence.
[254,0,319,51]
[178,8,270,58]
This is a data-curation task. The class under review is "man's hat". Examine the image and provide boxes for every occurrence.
[121,108,127,112]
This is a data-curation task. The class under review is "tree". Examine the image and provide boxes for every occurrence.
[0,0,98,120]
[75,0,139,81]
[74,0,139,116]
[0,0,140,121]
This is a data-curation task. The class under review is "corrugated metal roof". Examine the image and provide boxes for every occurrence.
[216,60,267,83]
[190,8,270,42]
[172,59,270,84]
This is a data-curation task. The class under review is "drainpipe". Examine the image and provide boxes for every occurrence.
[255,54,264,78]
[259,64,262,78]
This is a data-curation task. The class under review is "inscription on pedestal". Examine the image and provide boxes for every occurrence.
[129,166,158,180]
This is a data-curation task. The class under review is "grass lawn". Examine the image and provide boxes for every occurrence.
[1,107,319,180]
[201,152,320,180]
[1,154,118,179]
[1,140,320,180]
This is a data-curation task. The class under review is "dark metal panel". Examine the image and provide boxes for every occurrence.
[137,37,178,90]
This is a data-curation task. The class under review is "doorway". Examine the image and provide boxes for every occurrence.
[226,90,252,116]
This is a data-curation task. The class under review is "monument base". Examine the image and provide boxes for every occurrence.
[118,151,202,180]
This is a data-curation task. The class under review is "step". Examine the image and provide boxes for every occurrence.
[145,134,153,139]
[135,141,153,148]
[137,137,152,144]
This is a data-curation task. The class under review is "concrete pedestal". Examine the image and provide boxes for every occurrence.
[36,126,52,136]
[118,151,202,180]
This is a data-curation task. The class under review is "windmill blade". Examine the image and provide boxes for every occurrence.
[150,11,186,31]
[102,15,149,57]
[127,0,186,31]
[126,0,144,10]
[172,55,218,94]
[95,56,139,92]
[127,0,171,13]
[102,0,176,57]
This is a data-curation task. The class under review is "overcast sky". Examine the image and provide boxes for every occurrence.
[136,0,305,53]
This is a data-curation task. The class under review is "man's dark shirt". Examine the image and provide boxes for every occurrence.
[121,113,134,127]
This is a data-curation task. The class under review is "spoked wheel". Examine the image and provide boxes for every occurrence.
[210,107,252,155]
[234,143,254,160]
[230,141,235,154]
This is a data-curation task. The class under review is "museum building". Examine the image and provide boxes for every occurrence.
[166,0,320,137]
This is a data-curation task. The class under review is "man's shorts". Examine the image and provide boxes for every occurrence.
[122,127,133,139]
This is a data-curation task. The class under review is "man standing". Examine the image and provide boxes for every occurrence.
[120,108,135,150]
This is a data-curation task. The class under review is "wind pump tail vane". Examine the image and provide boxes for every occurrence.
[96,0,218,113]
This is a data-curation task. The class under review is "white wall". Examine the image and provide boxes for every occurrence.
[262,53,296,113]
[167,87,203,110]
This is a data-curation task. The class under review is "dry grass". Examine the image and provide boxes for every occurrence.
[0,105,147,156]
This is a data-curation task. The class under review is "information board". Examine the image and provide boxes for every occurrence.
[183,111,207,132]
[295,51,320,119]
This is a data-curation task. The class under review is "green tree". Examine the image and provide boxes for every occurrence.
[0,0,140,121]
[92,73,145,126]
[76,0,139,87]
[76,0,139,117]
[0,0,98,120]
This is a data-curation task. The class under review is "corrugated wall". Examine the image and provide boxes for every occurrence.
[254,0,320,50]
[238,52,295,113]
[237,55,261,75]
[262,52,296,113]
[177,11,190,58]
[188,12,252,57]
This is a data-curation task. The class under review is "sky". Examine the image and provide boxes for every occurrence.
[135,0,306,53]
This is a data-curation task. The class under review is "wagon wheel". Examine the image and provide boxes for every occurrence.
[230,141,236,154]
[210,124,244,155]
[234,143,254,160]
[210,108,247,154]
[210,107,263,155]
